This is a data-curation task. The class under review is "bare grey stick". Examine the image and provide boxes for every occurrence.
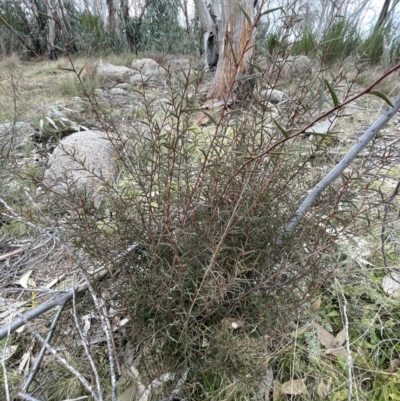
[0,285,86,341]
[18,393,44,401]
[23,302,67,392]
[0,242,140,340]
[278,94,400,244]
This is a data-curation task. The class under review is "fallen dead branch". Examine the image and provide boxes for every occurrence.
[0,242,140,340]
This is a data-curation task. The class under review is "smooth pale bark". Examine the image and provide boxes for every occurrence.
[45,0,57,60]
[120,0,135,51]
[193,0,215,32]
[194,0,219,68]
[206,0,255,102]
[180,0,190,34]
[377,0,390,25]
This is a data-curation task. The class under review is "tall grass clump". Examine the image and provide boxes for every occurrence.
[292,25,317,56]
[320,17,360,64]
[359,20,400,66]
[359,22,393,64]
[264,31,290,57]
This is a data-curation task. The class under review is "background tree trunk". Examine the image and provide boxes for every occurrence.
[106,0,116,36]
[206,0,255,103]
[376,0,400,27]
[46,0,57,60]
[121,0,135,51]
[193,0,219,68]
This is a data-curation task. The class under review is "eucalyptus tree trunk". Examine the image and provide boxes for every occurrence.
[106,0,116,37]
[193,0,220,69]
[194,0,256,104]
[376,0,394,27]
[45,0,57,60]
[121,0,135,51]
[180,0,190,34]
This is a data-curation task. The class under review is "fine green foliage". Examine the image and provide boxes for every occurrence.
[320,18,361,64]
[292,25,318,57]
[358,21,400,66]
[359,23,391,64]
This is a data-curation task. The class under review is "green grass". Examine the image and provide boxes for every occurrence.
[320,17,361,64]
[292,25,318,57]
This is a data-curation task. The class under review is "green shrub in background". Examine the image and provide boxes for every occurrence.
[359,20,400,66]
[69,12,123,55]
[0,0,47,56]
[359,22,392,64]
[73,13,110,55]
[292,25,317,57]
[137,0,196,54]
[320,17,360,64]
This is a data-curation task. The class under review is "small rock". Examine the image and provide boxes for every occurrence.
[166,59,190,72]
[165,59,191,84]
[42,131,120,203]
[95,63,137,83]
[110,87,127,96]
[130,74,144,85]
[280,55,313,77]
[382,272,400,299]
[260,89,288,104]
[93,89,103,97]
[116,83,130,90]
[131,58,161,78]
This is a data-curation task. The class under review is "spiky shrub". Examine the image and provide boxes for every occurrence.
[40,63,378,399]
[3,12,400,400]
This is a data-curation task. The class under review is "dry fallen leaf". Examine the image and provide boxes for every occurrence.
[273,379,281,401]
[281,379,309,396]
[316,378,332,397]
[14,270,34,289]
[18,350,31,375]
[1,344,18,362]
[82,314,91,336]
[309,296,322,312]
[313,322,349,359]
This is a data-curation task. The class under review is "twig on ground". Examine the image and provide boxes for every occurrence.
[17,313,102,401]
[336,279,353,401]
[71,276,104,401]
[23,302,67,392]
[1,335,11,401]
[278,93,400,243]
[0,242,140,340]
[82,272,116,401]
[0,247,26,261]
[18,393,44,401]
